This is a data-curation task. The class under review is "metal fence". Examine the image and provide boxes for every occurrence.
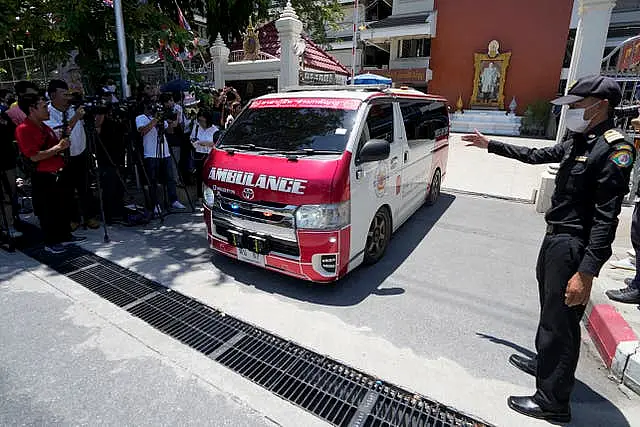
[601,35,640,203]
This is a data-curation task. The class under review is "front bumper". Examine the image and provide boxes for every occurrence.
[204,206,350,283]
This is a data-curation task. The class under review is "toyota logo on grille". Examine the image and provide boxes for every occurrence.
[242,188,255,200]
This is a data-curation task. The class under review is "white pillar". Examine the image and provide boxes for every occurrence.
[210,33,229,90]
[536,0,616,214]
[276,1,304,91]
[556,0,616,143]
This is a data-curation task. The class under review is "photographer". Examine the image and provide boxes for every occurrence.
[15,93,85,254]
[45,79,100,231]
[190,109,219,201]
[135,100,186,214]
[95,106,126,224]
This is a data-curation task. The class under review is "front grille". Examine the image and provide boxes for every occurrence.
[214,221,300,257]
[217,193,294,225]
[19,240,493,427]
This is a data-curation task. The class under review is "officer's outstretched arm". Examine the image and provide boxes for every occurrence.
[579,143,635,277]
[487,139,569,164]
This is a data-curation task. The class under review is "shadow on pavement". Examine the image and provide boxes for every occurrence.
[476,332,631,427]
[211,193,456,306]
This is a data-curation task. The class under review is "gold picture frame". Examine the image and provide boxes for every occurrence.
[469,41,511,110]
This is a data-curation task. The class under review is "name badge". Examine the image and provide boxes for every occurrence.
[574,156,588,162]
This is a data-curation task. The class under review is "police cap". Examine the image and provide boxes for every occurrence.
[551,75,622,107]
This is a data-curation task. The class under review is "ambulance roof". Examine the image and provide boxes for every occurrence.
[254,85,448,104]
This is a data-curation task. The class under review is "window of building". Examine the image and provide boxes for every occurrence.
[365,0,392,22]
[397,39,431,58]
[363,44,390,68]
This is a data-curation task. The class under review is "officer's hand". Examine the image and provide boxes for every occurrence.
[565,272,593,307]
[461,129,490,149]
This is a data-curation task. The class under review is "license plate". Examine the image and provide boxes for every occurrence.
[237,248,265,267]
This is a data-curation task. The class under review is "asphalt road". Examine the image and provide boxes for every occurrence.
[2,193,640,426]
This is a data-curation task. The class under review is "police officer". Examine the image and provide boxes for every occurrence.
[463,75,634,423]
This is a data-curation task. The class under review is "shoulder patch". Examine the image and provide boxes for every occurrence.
[609,150,634,168]
[604,129,625,144]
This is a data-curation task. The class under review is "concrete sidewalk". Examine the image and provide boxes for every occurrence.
[444,132,640,396]
[443,132,552,202]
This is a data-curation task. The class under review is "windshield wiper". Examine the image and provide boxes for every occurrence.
[219,144,276,153]
[260,148,343,156]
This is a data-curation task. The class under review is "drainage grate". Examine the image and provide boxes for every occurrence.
[22,243,492,427]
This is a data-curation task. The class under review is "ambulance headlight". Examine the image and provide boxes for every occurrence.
[203,186,215,208]
[295,201,350,230]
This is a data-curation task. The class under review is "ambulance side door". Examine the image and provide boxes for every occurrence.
[349,99,403,268]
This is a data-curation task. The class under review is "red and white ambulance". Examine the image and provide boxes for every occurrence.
[202,85,449,282]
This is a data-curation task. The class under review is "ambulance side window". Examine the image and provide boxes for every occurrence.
[400,100,449,141]
[358,102,395,152]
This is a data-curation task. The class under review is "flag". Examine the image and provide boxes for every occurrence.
[175,0,192,33]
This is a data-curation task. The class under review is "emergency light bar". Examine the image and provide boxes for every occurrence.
[281,85,391,93]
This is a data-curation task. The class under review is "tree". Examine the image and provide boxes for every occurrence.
[200,0,343,46]
[1,0,200,90]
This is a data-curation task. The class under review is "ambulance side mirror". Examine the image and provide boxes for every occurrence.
[357,139,390,165]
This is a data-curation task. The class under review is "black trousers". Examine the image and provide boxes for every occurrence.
[31,172,72,245]
[629,202,640,290]
[100,166,124,223]
[65,151,95,223]
[534,233,587,408]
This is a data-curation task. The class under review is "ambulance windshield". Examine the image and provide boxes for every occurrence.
[218,98,361,153]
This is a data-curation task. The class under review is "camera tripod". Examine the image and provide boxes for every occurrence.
[150,115,195,224]
[83,116,111,243]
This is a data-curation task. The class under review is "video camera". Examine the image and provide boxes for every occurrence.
[150,103,178,122]
[70,93,110,116]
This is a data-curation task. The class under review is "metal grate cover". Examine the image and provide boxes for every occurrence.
[22,243,492,427]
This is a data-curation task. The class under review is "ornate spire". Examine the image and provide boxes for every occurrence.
[213,33,225,48]
[280,1,299,20]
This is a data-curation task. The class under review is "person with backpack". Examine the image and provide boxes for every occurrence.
[15,93,86,254]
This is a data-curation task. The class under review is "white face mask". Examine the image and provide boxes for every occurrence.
[565,101,602,133]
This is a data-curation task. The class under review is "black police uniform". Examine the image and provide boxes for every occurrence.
[488,120,634,410]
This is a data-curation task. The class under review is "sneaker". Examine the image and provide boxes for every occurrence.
[44,244,66,254]
[610,258,636,271]
[627,248,636,258]
[606,286,640,304]
[70,221,80,232]
[171,200,186,210]
[62,235,87,246]
[85,218,100,229]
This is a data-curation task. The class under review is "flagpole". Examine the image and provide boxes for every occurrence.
[351,0,359,84]
[114,0,130,97]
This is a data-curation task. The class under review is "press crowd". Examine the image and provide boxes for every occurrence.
[0,78,244,254]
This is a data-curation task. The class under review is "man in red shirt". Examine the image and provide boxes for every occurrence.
[15,93,85,254]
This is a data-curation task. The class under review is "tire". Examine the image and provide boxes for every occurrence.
[363,207,392,265]
[426,169,441,206]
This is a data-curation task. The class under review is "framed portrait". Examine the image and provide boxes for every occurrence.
[469,41,511,110]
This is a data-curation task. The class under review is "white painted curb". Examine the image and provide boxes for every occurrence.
[623,349,640,395]
[611,341,640,382]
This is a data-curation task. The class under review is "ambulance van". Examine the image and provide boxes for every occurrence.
[202,85,449,282]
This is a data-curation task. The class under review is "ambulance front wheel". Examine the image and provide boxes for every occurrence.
[363,207,391,265]
[426,169,441,206]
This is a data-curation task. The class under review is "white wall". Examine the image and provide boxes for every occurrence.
[392,0,434,16]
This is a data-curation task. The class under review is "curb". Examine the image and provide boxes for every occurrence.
[583,300,640,394]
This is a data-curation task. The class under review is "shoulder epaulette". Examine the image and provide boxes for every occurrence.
[604,129,626,144]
